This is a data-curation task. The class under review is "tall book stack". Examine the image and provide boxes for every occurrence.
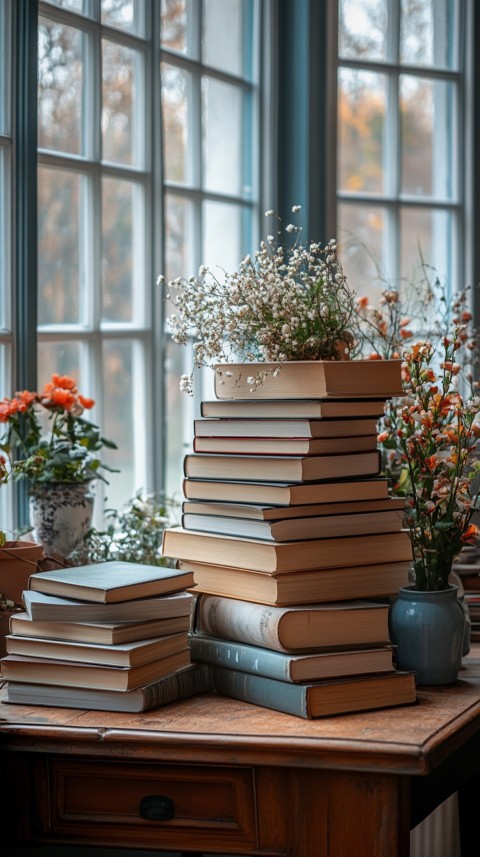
[0,561,213,712]
[162,359,417,718]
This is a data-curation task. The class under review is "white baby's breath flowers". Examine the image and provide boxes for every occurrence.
[161,208,359,393]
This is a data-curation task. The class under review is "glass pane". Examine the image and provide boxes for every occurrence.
[164,193,195,283]
[102,40,143,167]
[38,166,82,325]
[165,336,194,500]
[162,63,191,184]
[400,0,458,69]
[44,0,86,13]
[102,0,142,35]
[203,77,243,195]
[337,202,388,302]
[400,207,453,287]
[38,18,84,156]
[337,69,386,194]
[37,341,82,385]
[102,177,139,323]
[161,0,187,54]
[338,0,388,62]
[203,0,245,76]
[401,76,455,199]
[101,339,137,507]
[203,200,242,272]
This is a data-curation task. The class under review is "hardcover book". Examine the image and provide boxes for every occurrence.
[181,508,403,542]
[183,451,380,483]
[5,630,189,667]
[162,527,413,573]
[0,650,192,691]
[182,477,391,506]
[182,497,405,521]
[213,359,403,400]
[192,435,378,456]
[22,589,193,623]
[28,560,194,603]
[212,666,417,719]
[4,663,214,712]
[180,559,411,605]
[193,417,379,439]
[193,594,391,651]
[9,611,191,645]
[200,399,387,419]
[189,634,395,682]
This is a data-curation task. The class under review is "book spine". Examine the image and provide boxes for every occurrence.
[212,666,309,718]
[196,595,285,651]
[189,635,297,681]
[141,664,214,710]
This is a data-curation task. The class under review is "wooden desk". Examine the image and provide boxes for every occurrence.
[2,655,480,857]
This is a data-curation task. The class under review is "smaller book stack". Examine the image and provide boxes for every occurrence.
[0,561,213,712]
[162,358,417,718]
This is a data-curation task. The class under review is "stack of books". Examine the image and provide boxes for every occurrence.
[0,561,213,712]
[189,594,415,718]
[162,358,417,718]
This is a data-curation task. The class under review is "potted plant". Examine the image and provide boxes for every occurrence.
[160,206,362,395]
[0,374,117,559]
[357,273,480,684]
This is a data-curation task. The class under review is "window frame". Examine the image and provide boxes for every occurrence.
[335,0,469,305]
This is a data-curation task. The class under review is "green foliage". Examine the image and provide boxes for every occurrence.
[75,492,179,568]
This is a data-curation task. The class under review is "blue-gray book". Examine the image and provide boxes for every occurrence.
[212,667,416,719]
[189,634,394,683]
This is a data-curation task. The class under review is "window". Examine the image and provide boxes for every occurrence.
[160,0,260,496]
[337,0,466,305]
[1,0,476,535]
[0,0,261,531]
[0,0,13,534]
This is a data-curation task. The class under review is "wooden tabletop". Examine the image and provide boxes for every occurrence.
[2,649,480,777]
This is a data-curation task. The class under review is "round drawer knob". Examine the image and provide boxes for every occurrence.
[139,794,175,821]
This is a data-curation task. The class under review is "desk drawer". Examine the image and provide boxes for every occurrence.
[45,757,257,851]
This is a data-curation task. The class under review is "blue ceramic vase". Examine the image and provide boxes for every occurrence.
[389,584,466,686]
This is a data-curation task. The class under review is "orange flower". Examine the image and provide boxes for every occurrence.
[0,372,115,487]
[0,398,20,420]
[48,388,77,409]
[461,524,478,544]
[17,390,36,406]
[400,328,413,339]
[357,296,369,308]
[51,374,77,392]
[368,352,382,360]
[78,395,95,409]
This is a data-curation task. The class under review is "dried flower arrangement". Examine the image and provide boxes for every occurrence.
[161,207,360,394]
